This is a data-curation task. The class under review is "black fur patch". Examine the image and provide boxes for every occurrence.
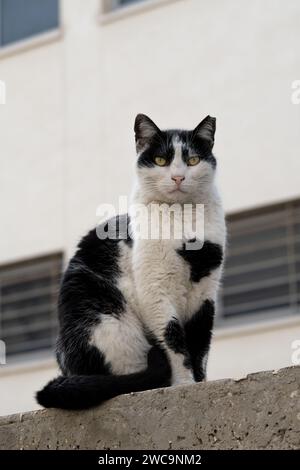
[184,300,215,381]
[164,318,186,355]
[56,334,110,377]
[56,216,131,376]
[177,240,223,282]
[137,129,216,169]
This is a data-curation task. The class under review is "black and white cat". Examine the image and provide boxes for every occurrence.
[36,114,226,410]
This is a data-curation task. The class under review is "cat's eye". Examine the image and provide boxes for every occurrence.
[155,157,167,167]
[187,156,200,166]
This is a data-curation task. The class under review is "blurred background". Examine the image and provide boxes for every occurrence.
[0,0,300,415]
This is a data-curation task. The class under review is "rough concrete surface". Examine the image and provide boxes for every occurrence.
[0,366,299,450]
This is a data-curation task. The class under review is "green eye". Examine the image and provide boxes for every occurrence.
[188,156,200,166]
[155,157,167,166]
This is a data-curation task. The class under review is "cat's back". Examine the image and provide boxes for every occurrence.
[72,214,131,274]
[58,214,134,324]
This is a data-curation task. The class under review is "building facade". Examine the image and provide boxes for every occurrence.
[0,0,300,415]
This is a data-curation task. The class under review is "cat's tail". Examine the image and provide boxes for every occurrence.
[36,346,171,410]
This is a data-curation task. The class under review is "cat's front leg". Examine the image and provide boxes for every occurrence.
[144,301,195,386]
[184,299,215,382]
[131,231,196,385]
[162,313,195,386]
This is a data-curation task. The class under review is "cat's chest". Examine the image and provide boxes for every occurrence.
[132,238,190,286]
[131,239,209,305]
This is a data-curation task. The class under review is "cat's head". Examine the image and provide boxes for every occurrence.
[134,114,217,203]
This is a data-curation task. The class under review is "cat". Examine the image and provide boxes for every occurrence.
[36,114,226,410]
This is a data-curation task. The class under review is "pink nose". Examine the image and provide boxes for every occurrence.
[172,175,185,186]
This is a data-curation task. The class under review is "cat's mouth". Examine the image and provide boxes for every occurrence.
[169,188,186,194]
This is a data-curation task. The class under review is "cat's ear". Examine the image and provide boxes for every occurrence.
[134,114,161,152]
[193,115,216,149]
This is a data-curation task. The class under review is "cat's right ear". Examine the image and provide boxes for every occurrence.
[134,114,161,152]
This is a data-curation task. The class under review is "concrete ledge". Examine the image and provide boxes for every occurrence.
[1,366,299,450]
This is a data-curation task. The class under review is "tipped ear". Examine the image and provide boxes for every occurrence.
[134,114,161,152]
[193,115,216,149]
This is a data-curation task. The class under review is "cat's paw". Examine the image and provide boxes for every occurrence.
[172,370,195,387]
[172,377,195,387]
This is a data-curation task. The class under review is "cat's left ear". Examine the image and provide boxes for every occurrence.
[134,114,161,152]
[193,115,216,149]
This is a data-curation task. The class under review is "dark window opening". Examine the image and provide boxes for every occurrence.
[116,0,144,8]
[220,200,300,323]
[0,0,59,47]
[0,253,62,358]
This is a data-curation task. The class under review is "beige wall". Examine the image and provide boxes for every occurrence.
[0,0,300,415]
[0,38,65,264]
[0,360,59,416]
[208,317,300,380]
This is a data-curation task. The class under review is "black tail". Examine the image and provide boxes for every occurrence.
[36,346,171,410]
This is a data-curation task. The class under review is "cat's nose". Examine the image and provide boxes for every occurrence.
[171,176,185,186]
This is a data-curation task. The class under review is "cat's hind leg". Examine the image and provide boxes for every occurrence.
[90,309,151,376]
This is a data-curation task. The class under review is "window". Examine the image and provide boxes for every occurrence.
[107,0,145,10]
[0,0,59,47]
[0,253,62,358]
[118,0,143,5]
[220,200,300,323]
